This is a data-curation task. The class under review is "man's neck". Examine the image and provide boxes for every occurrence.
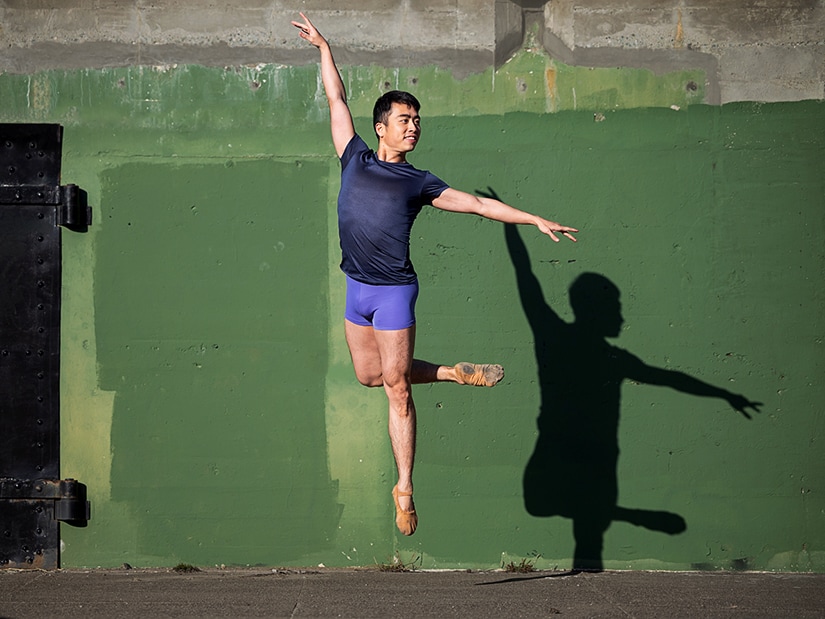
[376,143,408,164]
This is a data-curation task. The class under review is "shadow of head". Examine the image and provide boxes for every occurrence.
[569,272,623,338]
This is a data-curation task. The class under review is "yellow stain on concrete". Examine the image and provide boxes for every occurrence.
[675,7,685,49]
[546,64,558,113]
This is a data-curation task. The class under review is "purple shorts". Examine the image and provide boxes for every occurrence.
[344,275,419,331]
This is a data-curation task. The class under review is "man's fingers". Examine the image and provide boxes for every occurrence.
[543,225,578,242]
[292,12,314,35]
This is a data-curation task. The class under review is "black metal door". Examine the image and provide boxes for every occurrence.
[0,124,91,569]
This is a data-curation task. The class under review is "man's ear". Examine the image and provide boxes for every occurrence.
[375,122,385,139]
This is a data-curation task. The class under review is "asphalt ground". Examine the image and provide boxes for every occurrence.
[1,567,824,618]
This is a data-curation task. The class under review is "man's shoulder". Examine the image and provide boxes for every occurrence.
[343,133,370,158]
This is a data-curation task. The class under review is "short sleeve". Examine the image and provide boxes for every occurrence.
[421,171,449,202]
[340,134,369,170]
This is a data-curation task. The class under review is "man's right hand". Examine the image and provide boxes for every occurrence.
[291,12,327,49]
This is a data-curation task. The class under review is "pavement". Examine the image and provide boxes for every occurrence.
[1,566,824,618]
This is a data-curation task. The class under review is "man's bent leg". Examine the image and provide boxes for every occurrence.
[411,359,505,386]
[344,319,384,387]
[345,322,504,388]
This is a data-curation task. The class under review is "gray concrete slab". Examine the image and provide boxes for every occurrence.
[1,567,824,618]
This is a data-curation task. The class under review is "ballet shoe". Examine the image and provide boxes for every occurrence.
[392,485,417,536]
[454,362,505,387]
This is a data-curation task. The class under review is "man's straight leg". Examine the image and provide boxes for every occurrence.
[344,320,417,506]
[372,326,417,512]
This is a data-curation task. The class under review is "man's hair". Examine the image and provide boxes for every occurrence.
[373,90,421,137]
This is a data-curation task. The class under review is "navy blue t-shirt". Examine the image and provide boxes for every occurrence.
[338,134,449,285]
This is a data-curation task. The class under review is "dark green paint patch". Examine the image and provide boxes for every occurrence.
[94,158,340,564]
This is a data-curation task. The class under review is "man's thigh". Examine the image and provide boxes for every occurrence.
[344,320,416,387]
[373,325,416,385]
[344,319,383,386]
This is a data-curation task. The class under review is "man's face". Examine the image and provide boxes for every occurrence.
[376,103,421,153]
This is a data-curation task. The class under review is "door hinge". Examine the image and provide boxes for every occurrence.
[0,478,90,526]
[0,183,91,229]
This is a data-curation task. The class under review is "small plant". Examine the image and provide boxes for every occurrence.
[502,551,543,573]
[375,552,420,572]
[503,557,536,573]
[172,563,202,573]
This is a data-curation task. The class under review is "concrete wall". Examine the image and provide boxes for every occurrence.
[1,1,823,102]
[0,2,823,571]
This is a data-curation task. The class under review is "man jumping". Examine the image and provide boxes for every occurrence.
[292,13,578,536]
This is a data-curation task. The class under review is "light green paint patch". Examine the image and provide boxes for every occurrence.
[0,64,821,571]
[0,51,705,136]
[323,157,394,563]
[57,162,116,502]
[550,61,705,112]
[337,50,705,117]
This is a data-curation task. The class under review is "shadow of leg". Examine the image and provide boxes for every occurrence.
[615,506,687,534]
[572,512,610,572]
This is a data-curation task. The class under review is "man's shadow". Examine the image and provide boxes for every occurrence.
[500,217,761,572]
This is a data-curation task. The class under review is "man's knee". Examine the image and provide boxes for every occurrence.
[383,376,413,409]
[354,369,384,388]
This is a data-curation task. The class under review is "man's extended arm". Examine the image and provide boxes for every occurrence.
[432,187,578,243]
[292,13,355,157]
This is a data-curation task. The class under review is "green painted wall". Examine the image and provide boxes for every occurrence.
[0,53,822,571]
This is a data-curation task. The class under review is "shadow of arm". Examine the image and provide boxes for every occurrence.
[625,356,762,420]
[503,221,558,331]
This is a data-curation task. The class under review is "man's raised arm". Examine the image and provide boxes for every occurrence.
[292,13,355,157]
